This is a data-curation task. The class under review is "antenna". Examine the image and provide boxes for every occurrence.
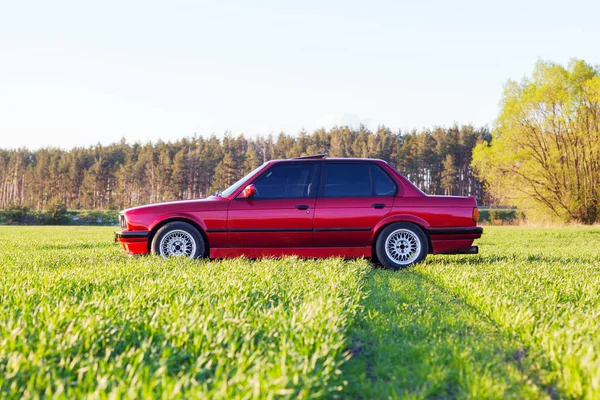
[293,154,326,159]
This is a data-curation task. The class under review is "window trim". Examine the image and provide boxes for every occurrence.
[318,161,398,198]
[370,163,398,197]
[233,162,320,200]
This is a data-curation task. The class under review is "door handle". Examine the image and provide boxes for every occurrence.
[296,205,310,210]
[372,203,386,209]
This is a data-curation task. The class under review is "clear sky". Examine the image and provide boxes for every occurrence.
[1,0,598,150]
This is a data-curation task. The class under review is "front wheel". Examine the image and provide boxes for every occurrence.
[151,221,205,259]
[375,222,428,269]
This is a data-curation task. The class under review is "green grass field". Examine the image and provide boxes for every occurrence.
[0,226,598,399]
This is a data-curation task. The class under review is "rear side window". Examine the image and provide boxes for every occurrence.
[371,164,397,196]
[323,163,372,197]
[252,163,316,198]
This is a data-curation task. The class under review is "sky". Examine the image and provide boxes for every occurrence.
[0,0,599,150]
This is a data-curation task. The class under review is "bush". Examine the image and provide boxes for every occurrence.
[479,208,524,225]
[70,210,119,225]
[45,200,68,225]
[3,204,31,224]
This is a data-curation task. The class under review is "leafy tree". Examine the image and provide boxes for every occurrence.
[472,59,600,223]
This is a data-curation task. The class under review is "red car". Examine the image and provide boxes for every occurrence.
[115,155,482,269]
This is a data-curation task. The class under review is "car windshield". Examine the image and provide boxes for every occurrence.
[218,163,267,197]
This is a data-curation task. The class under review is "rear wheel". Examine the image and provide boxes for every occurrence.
[376,222,428,269]
[151,221,205,259]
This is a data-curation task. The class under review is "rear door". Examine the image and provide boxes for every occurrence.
[227,162,319,248]
[313,161,396,247]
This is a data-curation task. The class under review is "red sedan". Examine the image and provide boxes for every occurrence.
[115,155,482,269]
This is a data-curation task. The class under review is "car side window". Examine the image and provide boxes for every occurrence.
[371,164,397,196]
[323,163,372,197]
[252,164,316,199]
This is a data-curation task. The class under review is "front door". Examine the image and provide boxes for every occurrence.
[313,162,396,247]
[227,162,319,248]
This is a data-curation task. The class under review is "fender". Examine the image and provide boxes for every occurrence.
[371,213,431,241]
[149,212,208,233]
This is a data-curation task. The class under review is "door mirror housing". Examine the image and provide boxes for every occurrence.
[240,184,256,199]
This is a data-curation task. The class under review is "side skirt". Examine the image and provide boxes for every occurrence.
[210,247,372,259]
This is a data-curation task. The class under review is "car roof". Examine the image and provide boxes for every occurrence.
[269,157,386,163]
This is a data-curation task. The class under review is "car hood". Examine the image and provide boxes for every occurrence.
[122,196,227,214]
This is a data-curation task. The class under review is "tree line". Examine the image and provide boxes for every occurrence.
[0,125,491,211]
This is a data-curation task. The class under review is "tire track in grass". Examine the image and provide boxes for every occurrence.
[417,227,600,400]
[340,269,546,399]
[415,271,559,400]
[0,227,371,399]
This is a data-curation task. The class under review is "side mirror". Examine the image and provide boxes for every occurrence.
[240,184,256,199]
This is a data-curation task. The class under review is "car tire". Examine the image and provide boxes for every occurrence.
[375,222,428,269]
[151,221,205,259]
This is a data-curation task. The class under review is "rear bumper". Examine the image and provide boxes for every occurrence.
[438,245,478,255]
[427,226,483,255]
[115,231,150,255]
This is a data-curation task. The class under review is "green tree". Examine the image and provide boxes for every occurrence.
[244,142,262,171]
[472,59,600,223]
[210,152,236,194]
[441,154,457,196]
[171,149,189,199]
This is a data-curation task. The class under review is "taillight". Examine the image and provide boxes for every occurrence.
[472,207,479,223]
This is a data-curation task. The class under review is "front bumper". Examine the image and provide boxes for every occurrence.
[115,231,150,255]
